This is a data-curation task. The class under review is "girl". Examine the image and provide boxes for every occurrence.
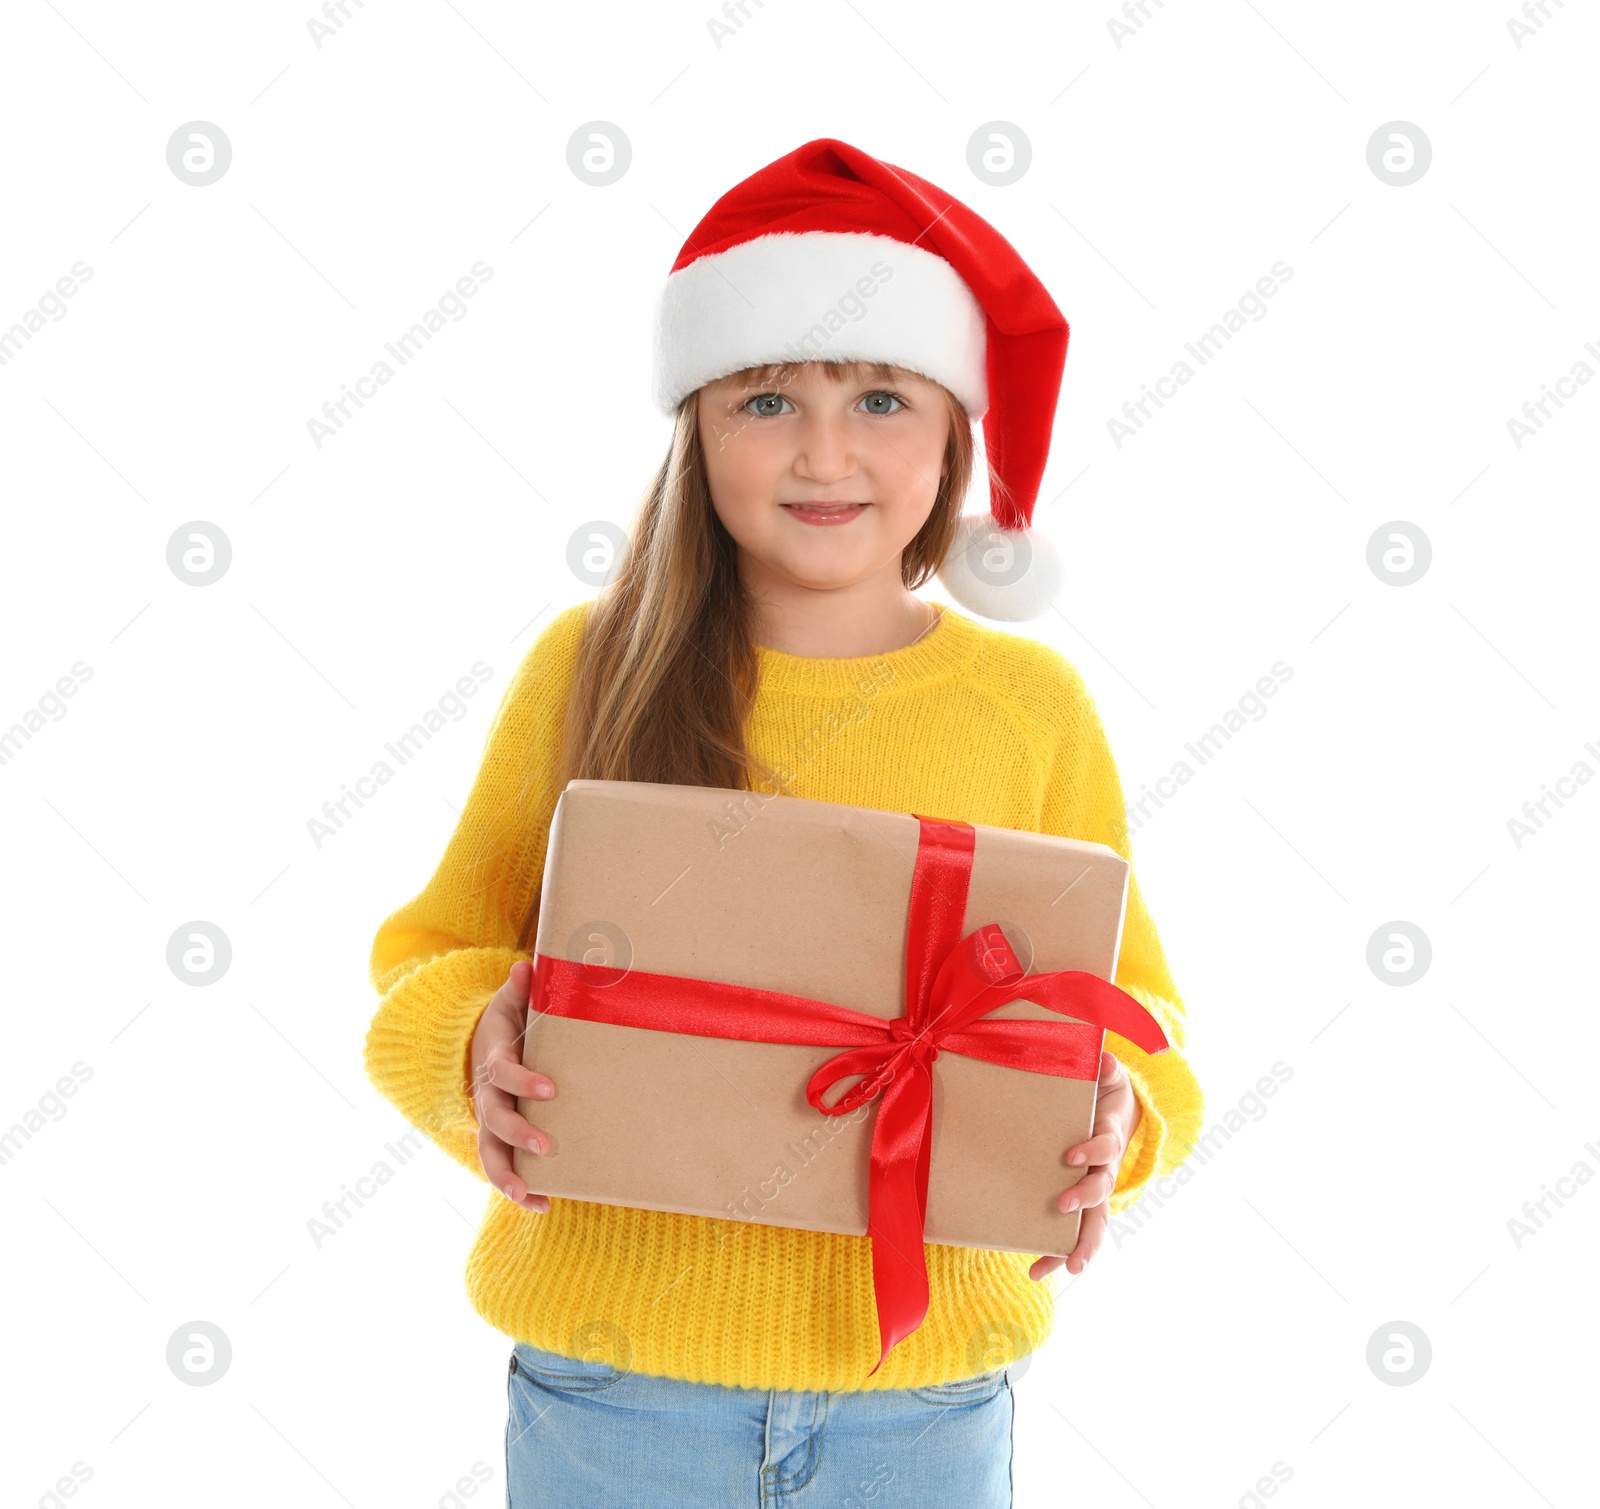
[365,138,1203,1508]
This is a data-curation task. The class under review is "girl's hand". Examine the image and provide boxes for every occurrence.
[1028,1049,1141,1282]
[469,957,557,1213]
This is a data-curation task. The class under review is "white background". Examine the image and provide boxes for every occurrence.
[2,2,1596,1506]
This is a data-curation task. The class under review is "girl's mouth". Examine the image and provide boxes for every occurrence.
[781,502,869,526]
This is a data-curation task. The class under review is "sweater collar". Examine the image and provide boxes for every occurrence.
[753,600,980,697]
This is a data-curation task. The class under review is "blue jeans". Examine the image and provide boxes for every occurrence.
[505,1340,1015,1507]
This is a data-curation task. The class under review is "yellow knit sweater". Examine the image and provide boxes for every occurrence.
[364,598,1203,1392]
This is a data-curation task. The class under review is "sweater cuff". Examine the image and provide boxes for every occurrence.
[362,945,529,1183]
[1110,1059,1163,1213]
[1106,987,1202,1216]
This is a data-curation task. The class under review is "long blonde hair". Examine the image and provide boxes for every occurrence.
[517,358,980,949]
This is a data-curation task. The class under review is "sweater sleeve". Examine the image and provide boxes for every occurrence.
[362,602,591,1180]
[1037,658,1205,1216]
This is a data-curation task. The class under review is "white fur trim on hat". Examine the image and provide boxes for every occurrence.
[936,513,1062,621]
[653,231,988,417]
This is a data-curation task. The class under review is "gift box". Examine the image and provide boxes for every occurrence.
[515,779,1168,1371]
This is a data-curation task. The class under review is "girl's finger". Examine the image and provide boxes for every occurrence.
[479,1093,551,1157]
[1065,1203,1107,1273]
[486,1051,557,1102]
[477,1127,551,1212]
[1028,1253,1064,1282]
[1065,1129,1123,1169]
[483,960,534,1017]
[468,965,535,1101]
[1058,1165,1116,1213]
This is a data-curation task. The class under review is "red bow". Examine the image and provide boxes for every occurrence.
[531,815,1168,1376]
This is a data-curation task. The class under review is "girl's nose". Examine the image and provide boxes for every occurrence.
[793,412,857,483]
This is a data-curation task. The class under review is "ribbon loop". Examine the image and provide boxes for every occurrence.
[807,1046,895,1116]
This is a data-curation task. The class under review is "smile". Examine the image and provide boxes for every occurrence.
[781,502,869,526]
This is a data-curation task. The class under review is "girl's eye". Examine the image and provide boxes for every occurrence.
[745,392,792,417]
[859,391,905,416]
[741,390,906,417]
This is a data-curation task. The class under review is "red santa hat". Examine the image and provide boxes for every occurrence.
[651,137,1070,621]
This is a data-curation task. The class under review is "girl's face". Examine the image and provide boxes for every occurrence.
[697,362,952,595]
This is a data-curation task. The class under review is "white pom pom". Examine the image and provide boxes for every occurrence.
[935,513,1062,621]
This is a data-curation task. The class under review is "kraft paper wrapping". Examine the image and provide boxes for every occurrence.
[513,779,1131,1258]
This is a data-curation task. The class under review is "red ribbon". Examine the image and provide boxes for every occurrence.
[530,815,1169,1376]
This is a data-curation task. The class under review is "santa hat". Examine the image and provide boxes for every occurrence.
[651,137,1070,622]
